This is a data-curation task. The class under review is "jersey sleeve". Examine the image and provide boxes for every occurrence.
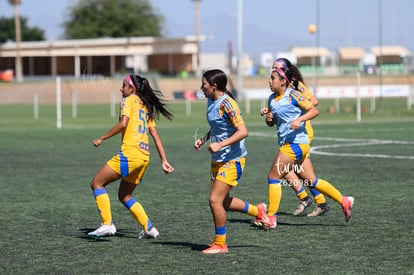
[289,90,313,110]
[220,98,245,127]
[147,117,156,128]
[121,96,133,118]
[297,81,314,101]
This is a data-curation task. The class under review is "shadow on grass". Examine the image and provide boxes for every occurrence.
[227,211,292,225]
[77,228,134,241]
[277,221,347,227]
[153,241,207,251]
[153,241,260,252]
[227,217,347,228]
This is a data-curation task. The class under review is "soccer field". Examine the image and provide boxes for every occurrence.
[0,100,413,274]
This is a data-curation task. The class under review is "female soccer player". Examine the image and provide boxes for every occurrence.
[273,58,330,217]
[87,74,174,238]
[258,66,354,229]
[194,69,266,254]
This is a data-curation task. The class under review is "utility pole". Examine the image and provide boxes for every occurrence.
[193,0,201,77]
[9,0,23,82]
[237,0,243,102]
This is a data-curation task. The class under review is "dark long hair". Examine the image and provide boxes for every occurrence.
[202,69,235,99]
[129,74,173,120]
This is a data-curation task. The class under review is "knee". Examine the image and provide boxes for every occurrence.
[209,194,222,209]
[222,197,233,211]
[118,192,131,204]
[90,178,101,190]
[268,170,283,180]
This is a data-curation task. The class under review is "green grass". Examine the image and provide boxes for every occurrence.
[0,100,413,274]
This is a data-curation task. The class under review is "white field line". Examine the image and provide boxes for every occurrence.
[249,132,414,160]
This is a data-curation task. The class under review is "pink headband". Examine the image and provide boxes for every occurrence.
[272,67,289,83]
[125,75,136,88]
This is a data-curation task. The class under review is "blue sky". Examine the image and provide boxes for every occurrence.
[1,0,413,56]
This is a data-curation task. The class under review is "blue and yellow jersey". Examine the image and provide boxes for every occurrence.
[294,81,314,141]
[294,81,313,100]
[120,94,155,160]
[268,87,313,146]
[207,94,247,162]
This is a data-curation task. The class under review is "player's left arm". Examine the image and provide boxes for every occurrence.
[149,126,174,174]
[299,82,319,106]
[289,91,319,130]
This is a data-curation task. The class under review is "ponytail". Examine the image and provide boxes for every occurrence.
[130,74,173,121]
[224,89,235,100]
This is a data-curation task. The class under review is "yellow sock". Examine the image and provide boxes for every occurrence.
[124,198,152,231]
[310,188,327,205]
[268,178,282,216]
[242,202,258,217]
[93,188,112,225]
[215,226,226,245]
[312,178,342,204]
[295,186,308,200]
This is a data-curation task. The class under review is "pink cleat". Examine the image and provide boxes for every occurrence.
[262,215,277,231]
[202,243,228,254]
[341,196,355,222]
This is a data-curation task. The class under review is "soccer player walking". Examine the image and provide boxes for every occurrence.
[87,74,174,238]
[194,69,266,254]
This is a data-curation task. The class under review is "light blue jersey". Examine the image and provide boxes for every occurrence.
[207,94,247,162]
[268,87,312,146]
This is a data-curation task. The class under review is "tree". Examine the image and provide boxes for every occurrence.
[62,0,164,39]
[0,16,45,43]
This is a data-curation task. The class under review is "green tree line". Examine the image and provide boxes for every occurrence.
[0,0,164,43]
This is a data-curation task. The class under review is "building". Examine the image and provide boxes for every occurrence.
[0,36,206,77]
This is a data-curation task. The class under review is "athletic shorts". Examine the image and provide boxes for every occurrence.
[107,149,149,185]
[305,121,314,143]
[210,157,246,187]
[279,143,310,163]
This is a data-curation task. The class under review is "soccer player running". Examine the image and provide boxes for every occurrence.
[273,58,330,217]
[87,74,174,238]
[194,69,266,254]
[258,66,354,230]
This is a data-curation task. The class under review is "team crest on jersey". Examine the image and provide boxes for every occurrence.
[121,97,126,108]
[290,90,301,98]
[222,99,237,118]
[228,110,237,118]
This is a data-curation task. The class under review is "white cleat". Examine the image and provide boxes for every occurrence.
[88,223,117,237]
[138,226,159,239]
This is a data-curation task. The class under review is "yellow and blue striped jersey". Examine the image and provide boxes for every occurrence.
[120,95,155,160]
[294,81,314,141]
[268,87,312,146]
[207,94,247,162]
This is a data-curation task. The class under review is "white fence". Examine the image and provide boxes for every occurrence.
[241,84,413,121]
[242,85,411,100]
